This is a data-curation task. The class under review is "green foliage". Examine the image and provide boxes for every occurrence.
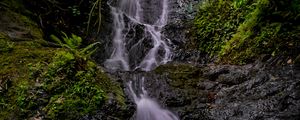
[192,0,300,64]
[26,35,108,119]
[0,9,58,117]
[51,32,82,49]
[1,30,124,119]
[50,32,100,59]
[219,0,269,64]
[0,40,123,119]
[0,7,125,119]
[0,32,58,119]
[29,50,106,119]
[192,0,249,55]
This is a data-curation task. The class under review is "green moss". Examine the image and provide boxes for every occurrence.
[29,50,124,119]
[155,64,204,88]
[0,33,59,119]
[26,51,91,119]
[154,64,209,101]
[192,0,300,64]
[0,9,59,119]
[1,48,124,119]
[219,0,270,64]
[95,70,126,106]
[190,0,249,55]
[0,2,112,120]
[0,33,14,52]
[0,2,125,120]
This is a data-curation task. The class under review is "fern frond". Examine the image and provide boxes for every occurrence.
[50,34,63,46]
[80,42,101,54]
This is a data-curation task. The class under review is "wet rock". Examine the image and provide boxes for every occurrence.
[216,72,247,86]
[210,66,300,120]
[143,63,300,120]
[164,0,206,63]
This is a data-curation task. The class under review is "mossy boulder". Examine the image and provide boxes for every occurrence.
[0,6,125,120]
[0,7,59,119]
[154,63,205,88]
[28,51,125,119]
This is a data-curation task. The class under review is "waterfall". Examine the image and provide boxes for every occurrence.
[104,0,178,120]
[104,0,172,71]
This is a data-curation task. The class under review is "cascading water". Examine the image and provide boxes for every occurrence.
[105,0,172,71]
[105,0,178,120]
[104,6,130,71]
[127,79,179,120]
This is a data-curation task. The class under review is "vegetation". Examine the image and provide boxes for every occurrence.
[192,0,300,64]
[0,5,124,119]
[0,8,59,119]
[1,31,124,119]
[12,0,105,38]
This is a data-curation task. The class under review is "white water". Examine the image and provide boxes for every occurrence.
[104,0,172,71]
[104,7,130,71]
[128,80,179,120]
[105,0,178,119]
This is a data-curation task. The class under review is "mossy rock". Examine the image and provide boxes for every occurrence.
[0,9,43,40]
[0,32,13,52]
[191,0,300,64]
[0,7,60,119]
[0,8,56,90]
[154,63,205,89]
[0,1,126,119]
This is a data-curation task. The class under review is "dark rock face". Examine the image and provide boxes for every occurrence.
[164,0,212,64]
[94,0,204,65]
[209,65,300,120]
[126,63,300,120]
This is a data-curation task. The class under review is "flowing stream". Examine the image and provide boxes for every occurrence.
[104,0,178,120]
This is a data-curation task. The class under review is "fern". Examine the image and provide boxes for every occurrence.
[50,32,100,59]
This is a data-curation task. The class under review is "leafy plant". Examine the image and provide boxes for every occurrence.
[50,32,100,59]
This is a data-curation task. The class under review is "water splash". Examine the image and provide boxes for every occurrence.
[127,80,179,120]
